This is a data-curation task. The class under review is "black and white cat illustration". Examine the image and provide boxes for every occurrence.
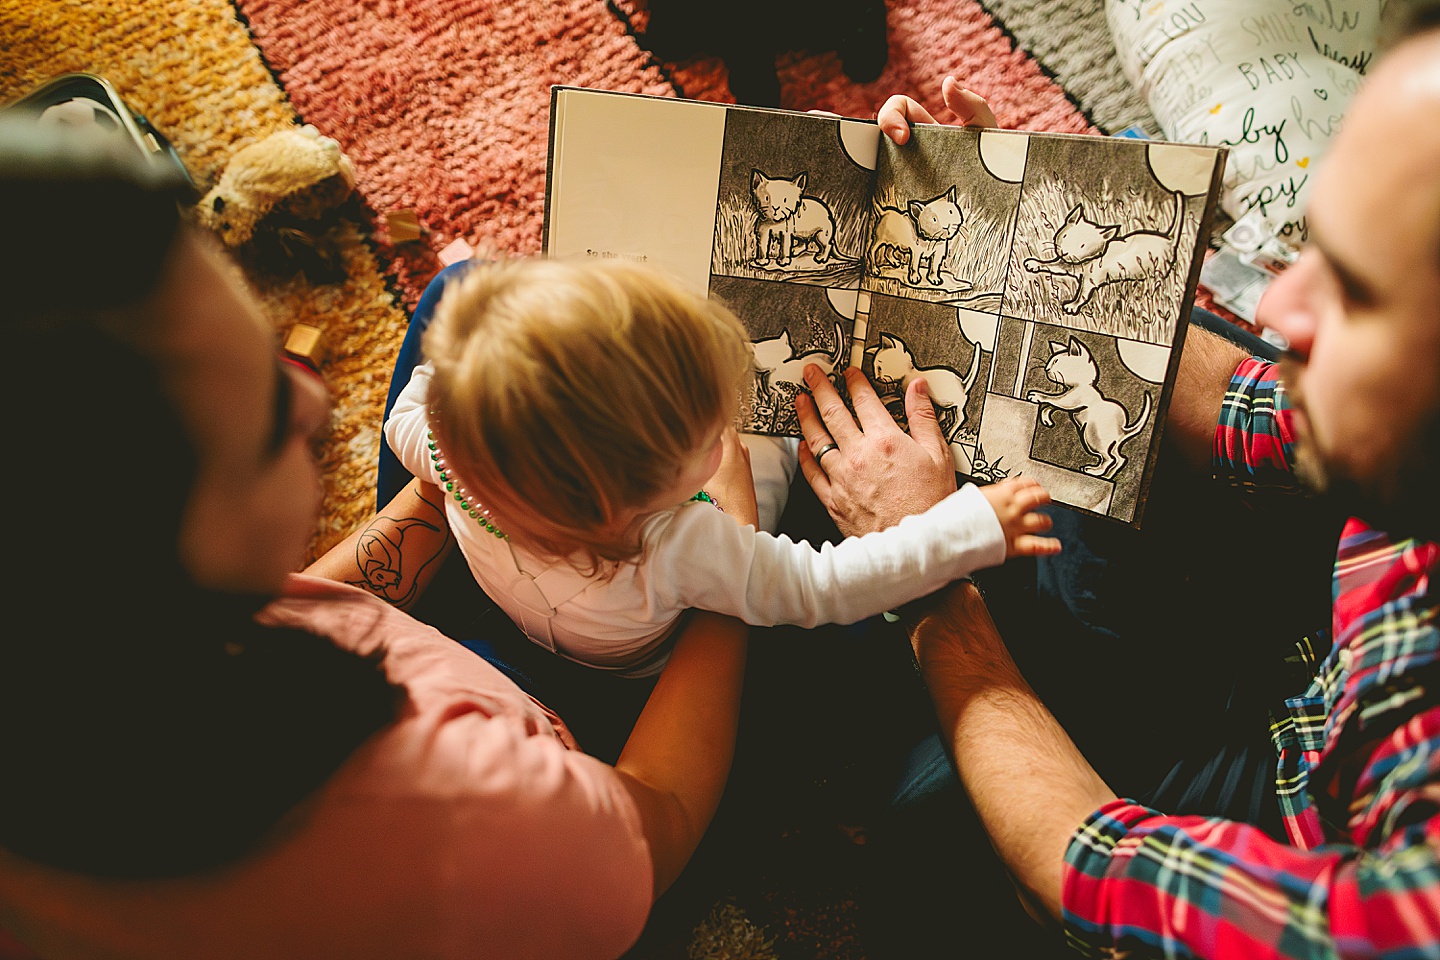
[751,323,847,396]
[1023,191,1185,314]
[867,331,982,444]
[1026,337,1151,479]
[867,186,964,286]
[751,169,835,268]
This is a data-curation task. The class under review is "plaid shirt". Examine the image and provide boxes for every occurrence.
[1062,357,1440,959]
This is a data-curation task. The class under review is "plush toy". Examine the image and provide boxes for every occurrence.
[196,124,356,282]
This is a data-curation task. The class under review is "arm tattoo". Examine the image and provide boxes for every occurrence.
[347,483,449,607]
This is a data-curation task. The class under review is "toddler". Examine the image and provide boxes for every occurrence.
[385,258,1057,676]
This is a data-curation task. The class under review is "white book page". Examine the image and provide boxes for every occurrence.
[548,89,728,296]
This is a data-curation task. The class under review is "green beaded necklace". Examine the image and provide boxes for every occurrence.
[427,431,507,539]
[427,430,721,541]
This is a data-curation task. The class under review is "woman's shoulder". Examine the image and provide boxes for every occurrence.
[260,575,586,745]
[272,579,654,953]
[0,575,654,960]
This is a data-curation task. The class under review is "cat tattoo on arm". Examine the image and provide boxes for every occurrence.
[348,480,450,609]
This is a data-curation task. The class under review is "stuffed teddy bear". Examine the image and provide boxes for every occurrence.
[196,124,356,282]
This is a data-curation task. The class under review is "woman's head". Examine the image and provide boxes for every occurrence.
[0,118,396,877]
[1,118,328,596]
[423,257,752,563]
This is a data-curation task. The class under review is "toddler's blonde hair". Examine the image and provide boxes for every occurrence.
[423,257,753,566]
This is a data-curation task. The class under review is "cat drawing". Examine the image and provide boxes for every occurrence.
[751,169,835,268]
[1023,191,1185,314]
[1026,337,1151,479]
[867,186,964,286]
[867,332,982,444]
[751,323,847,396]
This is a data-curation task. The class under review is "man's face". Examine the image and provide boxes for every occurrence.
[1256,33,1440,540]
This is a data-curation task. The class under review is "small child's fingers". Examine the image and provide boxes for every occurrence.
[1012,534,1062,557]
[1014,478,1051,510]
[1021,511,1053,534]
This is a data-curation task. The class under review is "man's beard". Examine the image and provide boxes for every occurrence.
[1288,397,1440,545]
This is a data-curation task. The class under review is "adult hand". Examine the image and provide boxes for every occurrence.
[704,427,759,529]
[794,364,957,537]
[878,75,999,144]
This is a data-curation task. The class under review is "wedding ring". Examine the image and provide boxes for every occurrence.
[814,442,840,463]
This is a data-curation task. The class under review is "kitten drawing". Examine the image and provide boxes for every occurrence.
[1023,191,1185,314]
[867,332,982,444]
[867,186,964,286]
[1026,337,1151,480]
[751,169,835,268]
[751,323,847,396]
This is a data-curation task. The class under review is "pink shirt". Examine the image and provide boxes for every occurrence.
[0,576,653,960]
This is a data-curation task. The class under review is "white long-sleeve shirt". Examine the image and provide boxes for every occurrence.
[386,363,1005,676]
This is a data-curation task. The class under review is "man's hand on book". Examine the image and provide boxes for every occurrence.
[795,364,957,538]
[878,76,999,145]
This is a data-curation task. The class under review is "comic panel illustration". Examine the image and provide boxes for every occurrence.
[712,111,875,289]
[860,293,999,478]
[981,319,1169,523]
[864,124,1022,311]
[1004,136,1218,346]
[711,275,856,437]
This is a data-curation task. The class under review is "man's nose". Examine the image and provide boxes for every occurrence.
[1253,267,1314,360]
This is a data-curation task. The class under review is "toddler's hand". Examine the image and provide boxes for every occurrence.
[978,476,1060,559]
[705,428,759,529]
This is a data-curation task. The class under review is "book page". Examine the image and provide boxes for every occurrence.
[859,124,1223,524]
[546,87,728,295]
[546,87,880,438]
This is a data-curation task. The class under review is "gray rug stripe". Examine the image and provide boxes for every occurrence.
[974,0,1159,135]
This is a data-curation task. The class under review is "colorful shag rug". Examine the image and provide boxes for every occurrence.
[1,1,1148,955]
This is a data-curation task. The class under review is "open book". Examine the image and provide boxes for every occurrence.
[544,86,1226,525]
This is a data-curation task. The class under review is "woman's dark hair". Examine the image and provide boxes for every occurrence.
[0,118,400,877]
